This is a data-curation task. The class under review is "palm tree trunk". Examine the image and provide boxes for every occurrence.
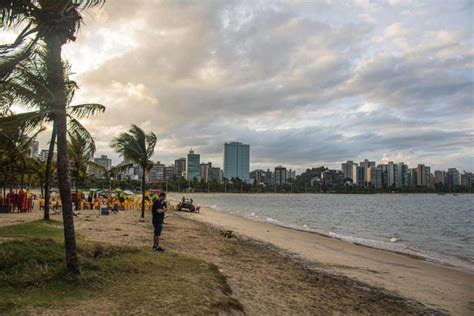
[45,35,80,274]
[141,169,146,219]
[44,125,56,220]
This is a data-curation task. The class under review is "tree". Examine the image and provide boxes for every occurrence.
[0,50,105,219]
[0,0,105,274]
[67,131,104,209]
[111,125,157,219]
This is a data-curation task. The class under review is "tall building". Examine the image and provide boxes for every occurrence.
[274,166,287,185]
[223,142,250,181]
[200,162,212,182]
[250,169,266,185]
[148,161,165,182]
[387,162,400,188]
[409,168,417,187]
[264,169,273,185]
[40,149,56,162]
[416,164,430,186]
[377,164,389,188]
[186,149,200,181]
[93,155,112,178]
[164,165,175,180]
[210,167,223,183]
[434,170,446,185]
[369,167,382,189]
[461,171,473,188]
[446,168,461,187]
[359,159,375,186]
[398,162,409,188]
[341,161,357,181]
[356,166,365,187]
[287,169,296,180]
[175,157,186,178]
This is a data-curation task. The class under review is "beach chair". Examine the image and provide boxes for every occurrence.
[111,205,119,214]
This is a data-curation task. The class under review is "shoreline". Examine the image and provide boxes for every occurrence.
[179,205,474,315]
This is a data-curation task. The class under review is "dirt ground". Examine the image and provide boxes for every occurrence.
[0,209,445,315]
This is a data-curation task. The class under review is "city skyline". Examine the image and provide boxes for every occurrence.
[4,1,472,172]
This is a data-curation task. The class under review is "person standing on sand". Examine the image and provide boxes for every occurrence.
[152,192,168,252]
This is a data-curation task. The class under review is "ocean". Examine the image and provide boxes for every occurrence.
[170,193,474,272]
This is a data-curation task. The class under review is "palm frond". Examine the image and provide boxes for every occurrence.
[67,103,105,118]
[67,116,96,154]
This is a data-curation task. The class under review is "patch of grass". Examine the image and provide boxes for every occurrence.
[0,220,63,240]
[0,221,243,315]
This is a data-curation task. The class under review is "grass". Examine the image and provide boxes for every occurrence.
[0,220,243,315]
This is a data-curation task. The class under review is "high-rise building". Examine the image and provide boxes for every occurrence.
[93,155,112,178]
[186,149,200,181]
[200,162,212,182]
[223,142,250,181]
[250,169,266,185]
[164,165,175,180]
[287,169,296,180]
[356,166,365,187]
[377,164,389,188]
[359,159,375,186]
[398,162,409,188]
[387,162,400,188]
[416,164,430,186]
[369,167,382,189]
[175,157,186,178]
[264,169,273,185]
[274,166,287,185]
[461,171,473,188]
[434,170,446,185]
[446,168,461,187]
[409,168,417,187]
[210,167,223,183]
[341,161,358,181]
[148,161,165,182]
[40,149,56,162]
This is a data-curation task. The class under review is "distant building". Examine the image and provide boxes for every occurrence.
[186,149,200,181]
[210,167,223,183]
[274,166,287,185]
[264,169,273,185]
[398,162,409,188]
[250,169,266,185]
[40,149,56,162]
[93,155,112,178]
[446,168,461,187]
[30,141,39,158]
[461,171,473,188]
[223,142,250,182]
[200,162,212,182]
[434,170,446,185]
[321,169,344,187]
[164,165,175,180]
[356,166,365,187]
[416,164,430,186]
[369,167,382,189]
[359,159,375,186]
[377,164,389,188]
[341,161,358,181]
[287,169,296,181]
[387,162,400,188]
[148,161,165,182]
[175,157,186,178]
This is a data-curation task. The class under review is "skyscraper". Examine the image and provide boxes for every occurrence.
[186,149,200,181]
[341,161,357,181]
[200,162,212,182]
[175,157,186,178]
[223,142,250,181]
[274,166,287,185]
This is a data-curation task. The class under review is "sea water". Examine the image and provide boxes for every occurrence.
[171,193,474,272]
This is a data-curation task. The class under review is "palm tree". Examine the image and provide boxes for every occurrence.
[67,131,104,209]
[0,50,105,220]
[0,117,44,194]
[111,125,157,219]
[0,0,105,274]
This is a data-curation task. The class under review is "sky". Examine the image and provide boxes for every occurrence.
[2,0,474,172]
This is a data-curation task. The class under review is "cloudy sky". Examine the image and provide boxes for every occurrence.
[5,0,474,172]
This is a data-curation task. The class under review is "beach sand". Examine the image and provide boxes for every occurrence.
[186,206,474,315]
[1,207,471,315]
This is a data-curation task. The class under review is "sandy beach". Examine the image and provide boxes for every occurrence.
[1,206,472,315]
[183,206,474,315]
